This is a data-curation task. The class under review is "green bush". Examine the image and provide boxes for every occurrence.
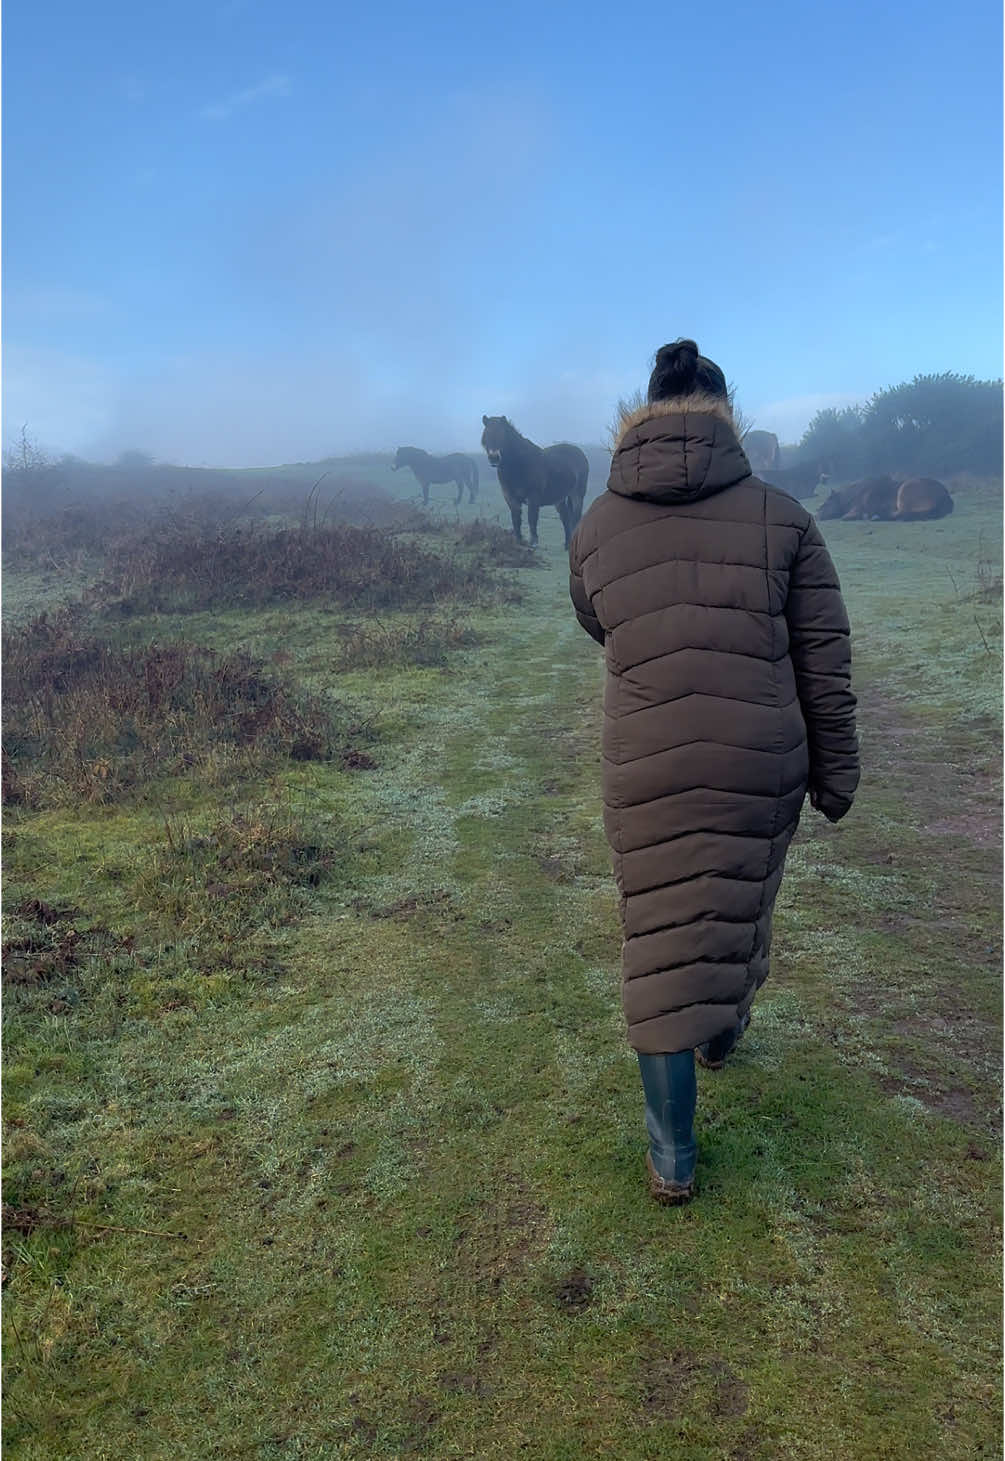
[799,373,1003,479]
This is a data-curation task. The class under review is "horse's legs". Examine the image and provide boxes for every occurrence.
[454,478,463,506]
[527,501,540,546]
[555,498,568,544]
[422,480,430,506]
[507,501,523,541]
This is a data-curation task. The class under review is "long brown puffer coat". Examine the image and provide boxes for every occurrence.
[569,393,859,1054]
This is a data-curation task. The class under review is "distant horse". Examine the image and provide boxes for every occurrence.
[759,458,830,500]
[392,447,479,505]
[480,415,588,548]
[742,429,781,472]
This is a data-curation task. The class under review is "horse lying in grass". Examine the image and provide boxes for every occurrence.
[891,477,955,520]
[480,415,588,548]
[818,476,899,520]
[392,447,479,505]
[818,475,954,521]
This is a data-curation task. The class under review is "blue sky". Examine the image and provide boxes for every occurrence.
[3,0,1002,465]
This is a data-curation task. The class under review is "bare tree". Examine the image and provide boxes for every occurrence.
[3,424,49,476]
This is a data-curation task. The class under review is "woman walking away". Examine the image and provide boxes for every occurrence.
[569,340,859,1205]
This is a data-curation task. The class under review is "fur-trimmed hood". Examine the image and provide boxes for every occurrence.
[608,393,752,505]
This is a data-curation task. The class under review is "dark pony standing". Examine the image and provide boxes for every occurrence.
[480,415,588,548]
[392,447,479,505]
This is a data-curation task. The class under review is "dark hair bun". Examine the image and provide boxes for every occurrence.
[657,339,699,366]
[647,338,727,403]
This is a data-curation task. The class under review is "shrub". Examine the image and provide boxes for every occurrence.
[799,375,1004,479]
[92,520,493,615]
[1,464,423,570]
[2,611,360,807]
[451,519,541,566]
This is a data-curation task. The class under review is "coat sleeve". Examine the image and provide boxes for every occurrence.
[568,530,604,646]
[784,518,860,820]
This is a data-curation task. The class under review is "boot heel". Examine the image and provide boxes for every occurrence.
[646,1152,694,1205]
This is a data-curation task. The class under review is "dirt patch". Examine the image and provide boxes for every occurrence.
[642,1348,703,1418]
[341,748,378,771]
[2,905,132,988]
[710,1362,750,1419]
[537,854,571,883]
[354,888,463,923]
[642,1348,749,1422]
[929,1088,989,1125]
[400,1398,442,1454]
[796,692,1001,1080]
[348,1409,377,1447]
[925,810,1001,850]
[346,1388,443,1453]
[857,692,999,785]
[12,897,80,925]
[892,1015,953,1038]
[878,1073,986,1128]
[450,1187,550,1290]
[477,915,513,934]
[437,1371,491,1397]
[729,1430,767,1461]
[555,1268,594,1313]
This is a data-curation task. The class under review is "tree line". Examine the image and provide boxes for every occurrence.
[795,372,1002,479]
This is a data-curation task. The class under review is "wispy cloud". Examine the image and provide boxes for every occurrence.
[748,392,866,444]
[200,73,290,122]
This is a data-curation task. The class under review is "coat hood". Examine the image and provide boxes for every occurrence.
[608,393,752,504]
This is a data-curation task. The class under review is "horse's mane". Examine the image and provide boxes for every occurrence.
[489,418,538,456]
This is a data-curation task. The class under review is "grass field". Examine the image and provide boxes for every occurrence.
[3,472,1002,1459]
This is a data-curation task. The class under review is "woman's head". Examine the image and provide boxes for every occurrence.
[647,339,728,404]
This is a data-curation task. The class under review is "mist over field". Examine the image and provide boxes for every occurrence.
[3,2,1001,469]
[3,2,1003,1458]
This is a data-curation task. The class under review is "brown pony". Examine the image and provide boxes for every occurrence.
[818,475,953,522]
[834,476,899,520]
[893,477,954,520]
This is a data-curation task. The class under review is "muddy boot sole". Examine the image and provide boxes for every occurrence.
[646,1151,694,1205]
